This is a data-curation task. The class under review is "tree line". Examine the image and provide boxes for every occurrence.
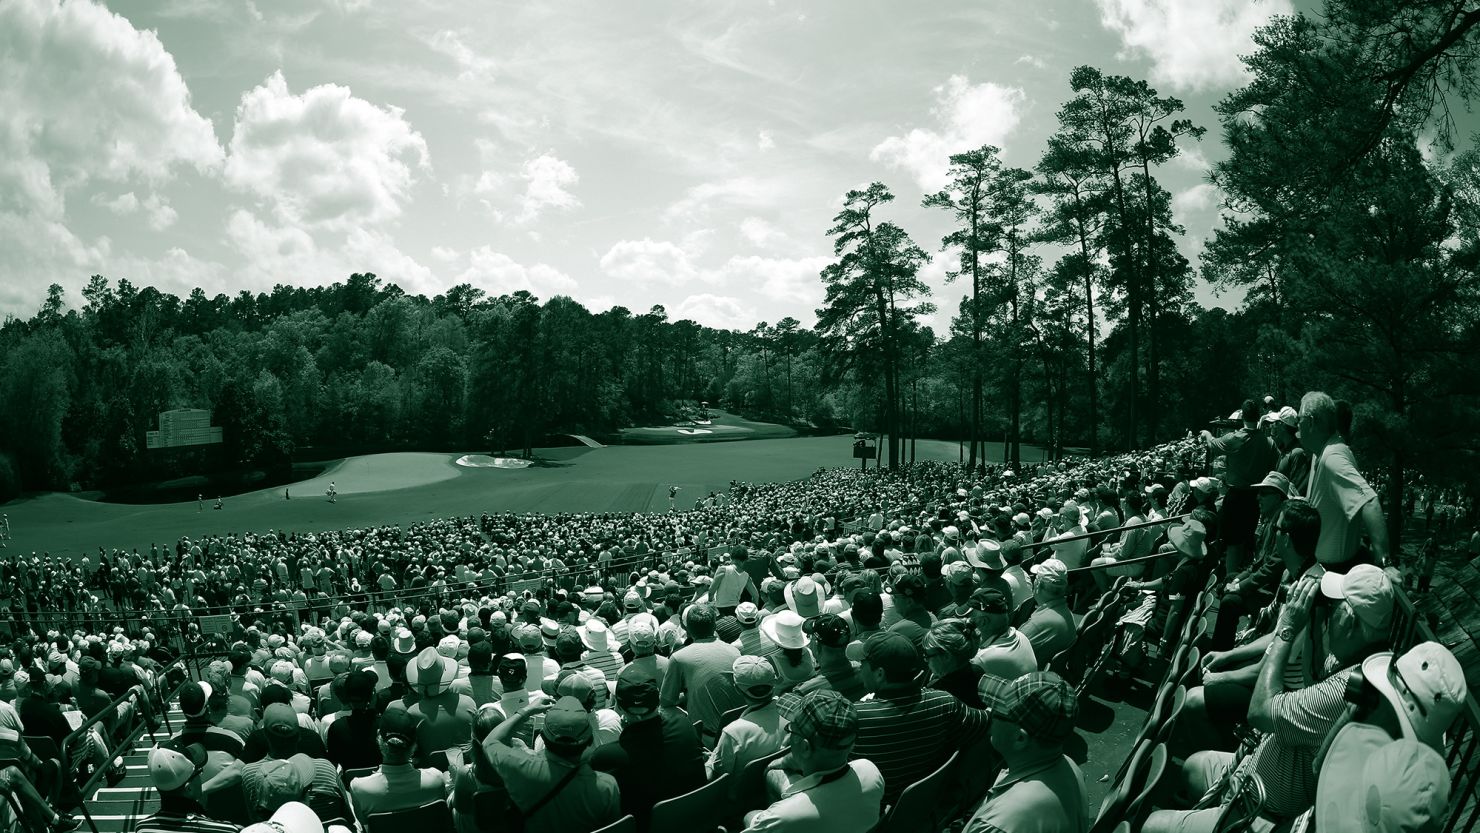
[2,0,1479,506]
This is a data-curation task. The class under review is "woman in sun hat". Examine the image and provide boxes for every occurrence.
[760,610,815,690]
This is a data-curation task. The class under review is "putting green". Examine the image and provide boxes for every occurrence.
[0,435,1045,560]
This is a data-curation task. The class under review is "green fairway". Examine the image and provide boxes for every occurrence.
[0,434,1045,560]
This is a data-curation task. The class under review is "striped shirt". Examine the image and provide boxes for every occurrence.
[133,804,242,833]
[1241,665,1352,818]
[852,685,989,803]
[733,628,779,658]
[582,650,624,682]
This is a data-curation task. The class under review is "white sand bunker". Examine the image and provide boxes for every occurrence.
[677,428,714,435]
[456,455,534,469]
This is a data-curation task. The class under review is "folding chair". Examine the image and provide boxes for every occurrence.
[1122,744,1170,830]
[719,705,746,731]
[731,745,789,813]
[1153,686,1188,749]
[1093,739,1151,833]
[873,751,959,833]
[592,815,637,833]
[203,778,250,825]
[649,773,730,833]
[365,799,453,833]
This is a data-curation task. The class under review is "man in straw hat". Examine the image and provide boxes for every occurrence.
[394,645,475,764]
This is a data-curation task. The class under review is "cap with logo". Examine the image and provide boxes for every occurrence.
[148,740,207,792]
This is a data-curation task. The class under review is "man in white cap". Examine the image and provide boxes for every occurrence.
[708,655,787,780]
[1316,735,1450,833]
[136,740,239,833]
[1018,560,1076,663]
[1145,559,1396,832]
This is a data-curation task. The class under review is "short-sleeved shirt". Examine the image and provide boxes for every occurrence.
[1307,442,1378,565]
[742,759,885,833]
[1208,428,1279,488]
[962,755,1089,833]
[853,685,989,803]
[348,762,449,818]
[1239,665,1353,818]
[486,742,620,833]
[1018,600,1076,663]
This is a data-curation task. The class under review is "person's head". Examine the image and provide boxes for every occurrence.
[922,619,978,678]
[891,574,927,615]
[149,740,209,802]
[179,681,214,725]
[495,653,528,691]
[732,655,779,705]
[467,642,494,675]
[851,591,883,630]
[470,707,504,784]
[966,588,1011,640]
[1319,564,1395,665]
[1277,501,1321,574]
[684,603,717,639]
[1120,491,1146,518]
[628,621,657,658]
[786,690,858,775]
[377,708,419,764]
[262,702,300,758]
[849,631,921,692]
[1240,397,1262,427]
[1031,559,1069,604]
[1299,391,1339,452]
[614,665,661,724]
[808,613,851,656]
[1361,641,1468,750]
[540,696,595,762]
[981,671,1079,762]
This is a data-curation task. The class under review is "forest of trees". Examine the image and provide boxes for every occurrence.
[2,1,1480,507]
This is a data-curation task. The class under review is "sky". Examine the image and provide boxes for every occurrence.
[0,0,1301,333]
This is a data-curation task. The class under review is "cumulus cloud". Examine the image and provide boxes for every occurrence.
[871,75,1027,192]
[1095,0,1293,92]
[1015,55,1048,70]
[225,71,429,230]
[757,130,775,151]
[93,191,177,230]
[515,153,580,223]
[456,247,578,298]
[712,255,828,314]
[224,208,436,296]
[662,176,786,224]
[600,238,701,287]
[738,217,785,250]
[0,0,222,315]
[673,293,758,330]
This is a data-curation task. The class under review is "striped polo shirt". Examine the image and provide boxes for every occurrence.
[852,685,990,802]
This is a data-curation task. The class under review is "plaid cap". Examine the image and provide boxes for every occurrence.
[892,573,927,599]
[980,671,1078,744]
[790,689,858,750]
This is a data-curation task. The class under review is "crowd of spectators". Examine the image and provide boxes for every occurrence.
[0,389,1471,832]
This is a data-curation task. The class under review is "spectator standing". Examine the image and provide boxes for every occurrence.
[1199,399,1280,574]
[1298,391,1390,569]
